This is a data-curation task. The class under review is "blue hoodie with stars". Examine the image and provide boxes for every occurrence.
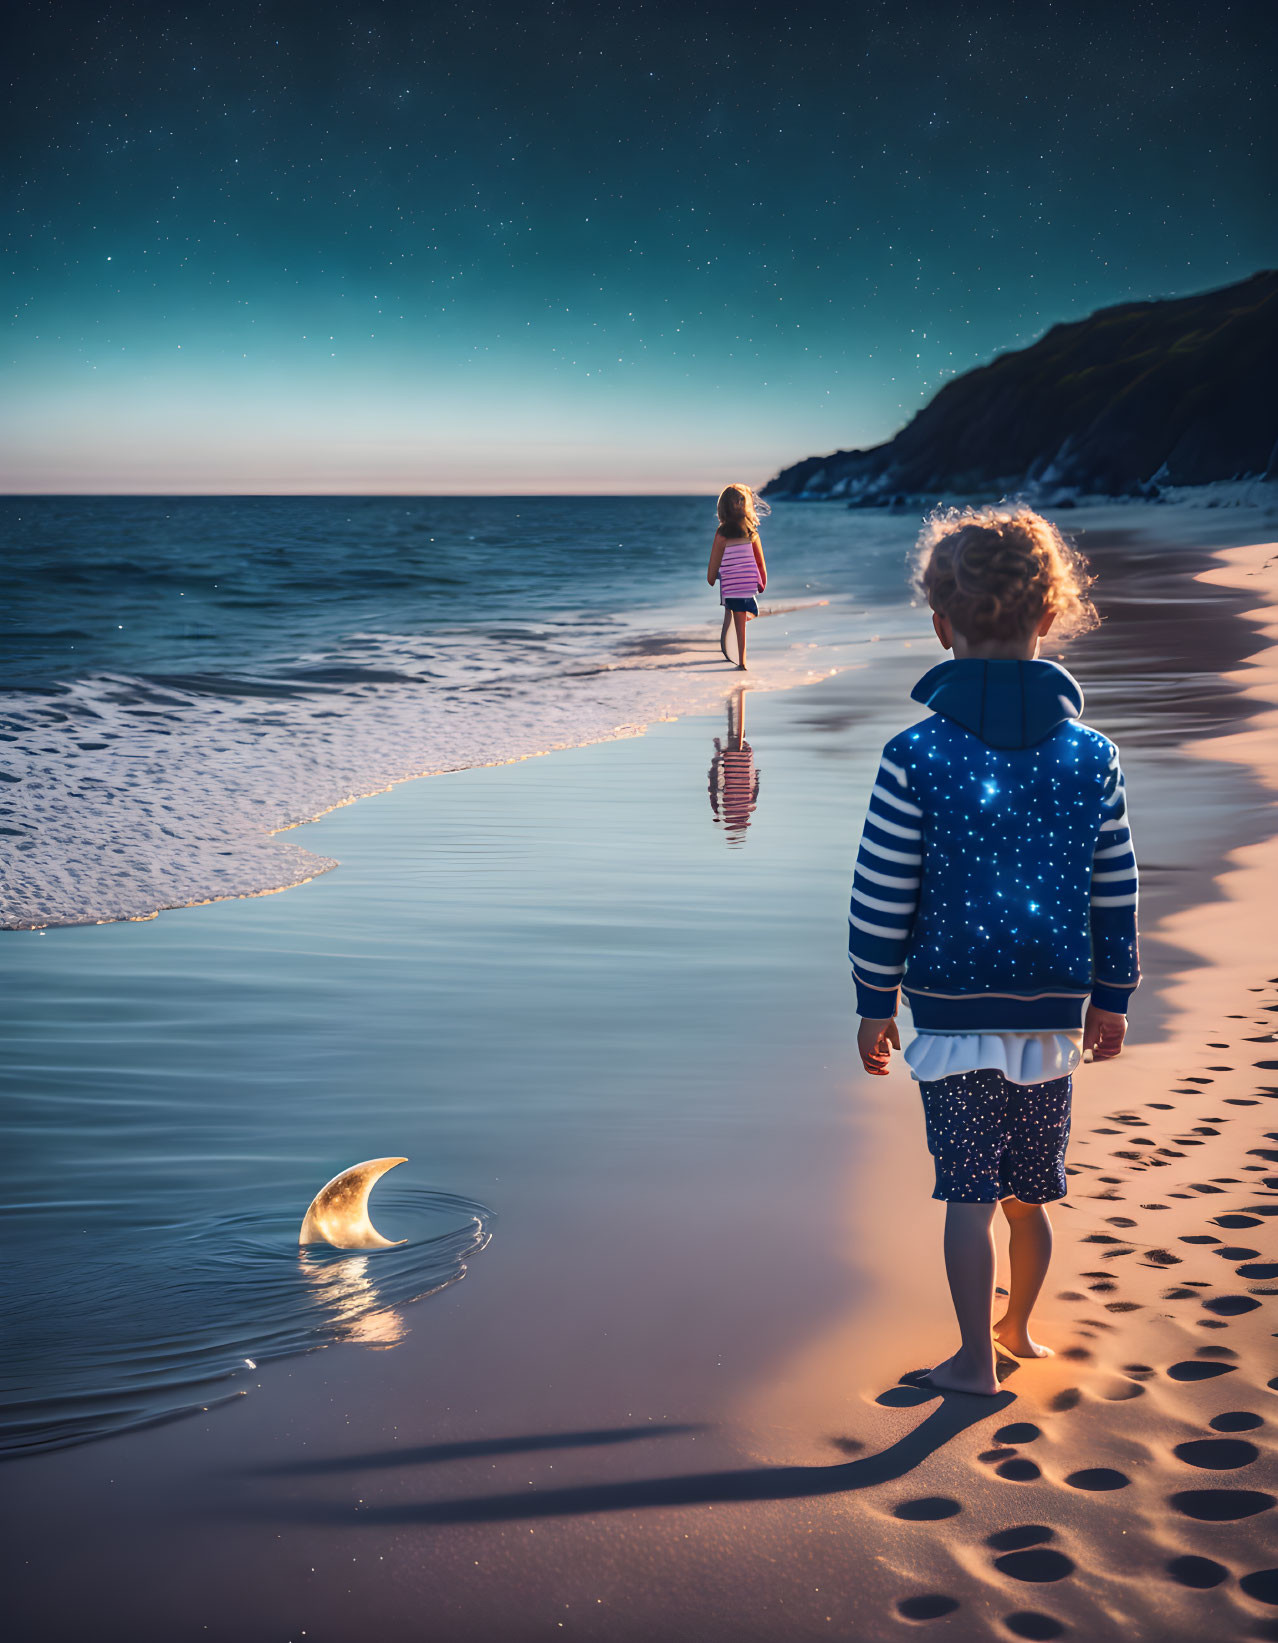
[849,658,1139,1032]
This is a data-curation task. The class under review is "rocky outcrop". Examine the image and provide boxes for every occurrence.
[763,271,1278,504]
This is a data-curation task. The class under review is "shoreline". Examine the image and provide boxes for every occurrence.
[2,595,845,935]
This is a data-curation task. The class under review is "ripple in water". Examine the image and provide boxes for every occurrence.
[0,1188,492,1455]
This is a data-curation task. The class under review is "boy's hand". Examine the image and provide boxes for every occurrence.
[1084,1005,1127,1061]
[858,1016,900,1076]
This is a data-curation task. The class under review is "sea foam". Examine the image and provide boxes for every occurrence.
[1,617,838,928]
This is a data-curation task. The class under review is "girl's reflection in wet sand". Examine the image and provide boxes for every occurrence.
[709,689,760,844]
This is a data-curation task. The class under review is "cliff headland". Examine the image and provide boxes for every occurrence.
[764,270,1278,506]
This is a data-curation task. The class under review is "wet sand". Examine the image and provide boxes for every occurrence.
[4,522,1278,1641]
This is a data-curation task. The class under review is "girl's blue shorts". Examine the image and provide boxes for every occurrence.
[723,597,759,614]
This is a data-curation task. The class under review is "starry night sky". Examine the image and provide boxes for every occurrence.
[5,1,1275,493]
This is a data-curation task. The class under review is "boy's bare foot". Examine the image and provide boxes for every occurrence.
[992,1319,1054,1359]
[920,1349,1000,1397]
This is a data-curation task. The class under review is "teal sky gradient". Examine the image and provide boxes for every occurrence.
[5,1,1275,492]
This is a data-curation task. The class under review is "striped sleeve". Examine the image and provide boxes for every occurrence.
[849,751,922,1017]
[1089,745,1140,1013]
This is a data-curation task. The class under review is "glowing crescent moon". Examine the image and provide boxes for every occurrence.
[299,1157,408,1249]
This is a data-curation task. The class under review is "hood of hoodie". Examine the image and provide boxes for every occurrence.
[909,658,1084,749]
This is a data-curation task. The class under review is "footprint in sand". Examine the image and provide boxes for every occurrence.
[1211,1411,1263,1431]
[1098,1377,1145,1401]
[1065,1467,1129,1491]
[1050,1388,1081,1411]
[1170,1489,1275,1521]
[1002,1614,1065,1640]
[996,1423,1041,1443]
[1174,1438,1260,1468]
[1214,1245,1261,1260]
[993,1547,1075,1583]
[1240,1569,1278,1605]
[1167,1360,1236,1380]
[1167,1555,1229,1589]
[875,1385,935,1408]
[987,1525,1054,1551]
[893,1497,962,1521]
[1239,1262,1278,1279]
[996,1458,1042,1482]
[1203,1294,1261,1316]
[896,1594,959,1621]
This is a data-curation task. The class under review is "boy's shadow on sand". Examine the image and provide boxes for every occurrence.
[243,1381,1013,1526]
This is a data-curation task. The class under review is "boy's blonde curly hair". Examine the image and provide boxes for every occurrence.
[913,503,1098,642]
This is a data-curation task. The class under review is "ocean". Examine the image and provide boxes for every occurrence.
[0,495,919,929]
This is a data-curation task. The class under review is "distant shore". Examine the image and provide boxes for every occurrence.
[761,271,1278,508]
[763,476,1278,514]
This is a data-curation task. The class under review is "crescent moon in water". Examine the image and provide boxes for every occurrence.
[299,1157,408,1249]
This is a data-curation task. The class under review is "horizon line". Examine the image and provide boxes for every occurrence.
[0,490,742,501]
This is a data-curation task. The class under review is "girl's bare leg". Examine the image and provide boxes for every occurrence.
[734,610,749,670]
[720,609,732,659]
[993,1198,1054,1359]
[926,1201,1000,1395]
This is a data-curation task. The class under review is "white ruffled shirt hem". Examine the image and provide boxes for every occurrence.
[904,1031,1083,1086]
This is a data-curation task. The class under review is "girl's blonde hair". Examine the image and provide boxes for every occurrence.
[914,503,1098,642]
[717,483,769,542]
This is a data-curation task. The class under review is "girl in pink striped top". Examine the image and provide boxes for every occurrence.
[706,483,769,671]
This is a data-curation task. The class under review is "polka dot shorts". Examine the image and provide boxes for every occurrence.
[918,1069,1072,1204]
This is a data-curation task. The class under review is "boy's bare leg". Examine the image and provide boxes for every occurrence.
[993,1198,1054,1359]
[927,1201,1000,1395]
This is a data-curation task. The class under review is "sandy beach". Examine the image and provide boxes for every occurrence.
[3,512,1278,1642]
